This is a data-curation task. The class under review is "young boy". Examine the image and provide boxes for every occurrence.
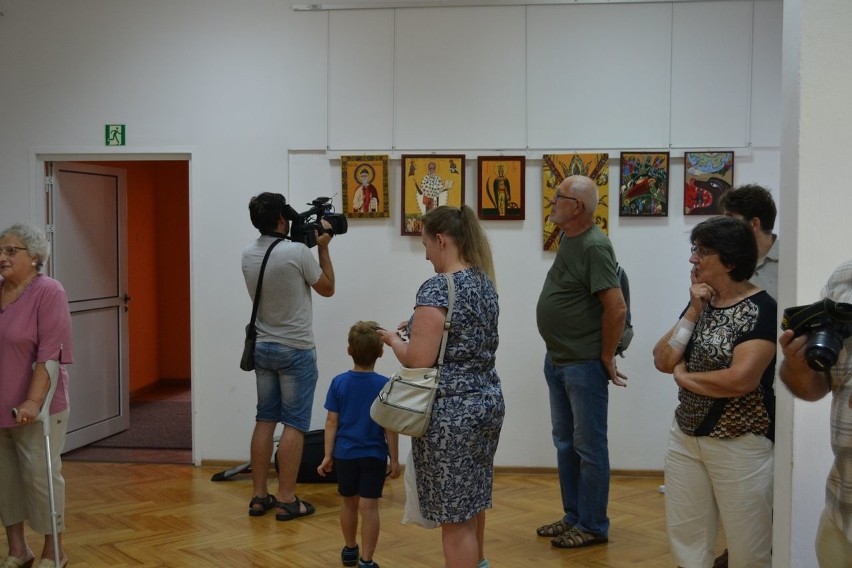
[318,321,401,568]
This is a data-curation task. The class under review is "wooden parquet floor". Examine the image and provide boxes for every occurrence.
[12,462,697,567]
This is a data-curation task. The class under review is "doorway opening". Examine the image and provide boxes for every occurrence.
[57,159,191,465]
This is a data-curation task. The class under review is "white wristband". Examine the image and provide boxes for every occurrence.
[667,318,695,351]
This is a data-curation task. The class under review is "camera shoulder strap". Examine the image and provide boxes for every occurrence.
[781,301,821,330]
[248,238,284,329]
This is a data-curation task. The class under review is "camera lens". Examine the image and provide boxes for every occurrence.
[805,328,844,371]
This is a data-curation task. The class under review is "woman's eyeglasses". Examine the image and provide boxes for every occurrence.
[0,246,28,257]
[690,245,718,259]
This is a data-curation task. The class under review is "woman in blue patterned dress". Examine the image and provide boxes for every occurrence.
[378,205,504,568]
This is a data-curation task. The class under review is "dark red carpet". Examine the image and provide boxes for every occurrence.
[89,400,191,449]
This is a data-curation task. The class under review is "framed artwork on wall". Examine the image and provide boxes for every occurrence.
[341,155,390,218]
[477,156,525,220]
[541,153,610,251]
[400,154,465,236]
[619,152,669,217]
[683,151,734,215]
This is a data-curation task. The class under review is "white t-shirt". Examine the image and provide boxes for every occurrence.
[241,236,323,350]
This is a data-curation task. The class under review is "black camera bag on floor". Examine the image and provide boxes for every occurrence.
[275,429,337,483]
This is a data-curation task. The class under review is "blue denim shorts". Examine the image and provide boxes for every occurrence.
[254,342,318,432]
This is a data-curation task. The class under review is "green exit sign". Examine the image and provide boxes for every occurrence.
[105,124,126,146]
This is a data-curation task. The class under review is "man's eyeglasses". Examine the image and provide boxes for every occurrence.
[553,193,581,205]
[0,246,28,257]
[690,245,718,259]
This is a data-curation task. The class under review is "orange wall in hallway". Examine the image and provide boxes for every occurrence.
[90,161,190,393]
[154,162,190,382]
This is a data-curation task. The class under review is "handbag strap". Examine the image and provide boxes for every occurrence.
[248,238,284,328]
[435,273,456,368]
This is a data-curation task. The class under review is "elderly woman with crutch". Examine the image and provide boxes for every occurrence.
[1,222,73,568]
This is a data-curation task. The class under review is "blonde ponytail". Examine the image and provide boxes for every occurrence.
[422,205,496,286]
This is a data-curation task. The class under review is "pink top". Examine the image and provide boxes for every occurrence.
[0,274,73,428]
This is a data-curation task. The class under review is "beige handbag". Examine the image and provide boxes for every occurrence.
[370,274,455,437]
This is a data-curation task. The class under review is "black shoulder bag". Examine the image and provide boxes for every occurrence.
[240,238,283,371]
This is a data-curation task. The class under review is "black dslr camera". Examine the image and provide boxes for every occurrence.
[781,298,852,371]
[286,197,348,248]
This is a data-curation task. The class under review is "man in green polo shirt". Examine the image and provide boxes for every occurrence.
[534,175,628,550]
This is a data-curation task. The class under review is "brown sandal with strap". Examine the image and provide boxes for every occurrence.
[536,519,573,537]
[551,527,608,548]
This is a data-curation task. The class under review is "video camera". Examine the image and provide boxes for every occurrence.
[781,298,852,371]
[286,197,348,248]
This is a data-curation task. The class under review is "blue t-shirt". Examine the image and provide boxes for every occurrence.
[323,370,389,461]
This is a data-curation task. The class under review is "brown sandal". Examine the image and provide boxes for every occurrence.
[536,519,573,537]
[551,527,608,548]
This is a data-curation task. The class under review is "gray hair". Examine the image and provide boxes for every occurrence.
[566,175,599,216]
[1,222,50,271]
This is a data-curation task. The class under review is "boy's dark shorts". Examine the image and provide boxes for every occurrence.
[335,457,387,499]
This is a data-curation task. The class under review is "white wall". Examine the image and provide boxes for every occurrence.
[286,0,784,473]
[772,0,852,565]
[0,0,782,473]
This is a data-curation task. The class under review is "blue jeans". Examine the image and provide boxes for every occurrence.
[544,356,610,537]
[254,342,318,432]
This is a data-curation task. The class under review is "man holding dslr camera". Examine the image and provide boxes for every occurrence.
[242,192,335,521]
[779,258,852,565]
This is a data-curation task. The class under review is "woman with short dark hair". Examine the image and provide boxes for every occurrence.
[653,215,776,568]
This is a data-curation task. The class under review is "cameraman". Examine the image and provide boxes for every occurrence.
[779,258,852,566]
[241,192,335,521]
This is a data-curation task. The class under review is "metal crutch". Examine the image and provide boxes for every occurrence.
[11,360,62,567]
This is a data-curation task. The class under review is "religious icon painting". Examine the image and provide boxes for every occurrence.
[341,155,390,219]
[400,154,465,236]
[477,156,525,221]
[541,153,610,251]
[683,151,734,215]
[619,152,669,217]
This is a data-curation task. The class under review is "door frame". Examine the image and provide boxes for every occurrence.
[30,147,199,465]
